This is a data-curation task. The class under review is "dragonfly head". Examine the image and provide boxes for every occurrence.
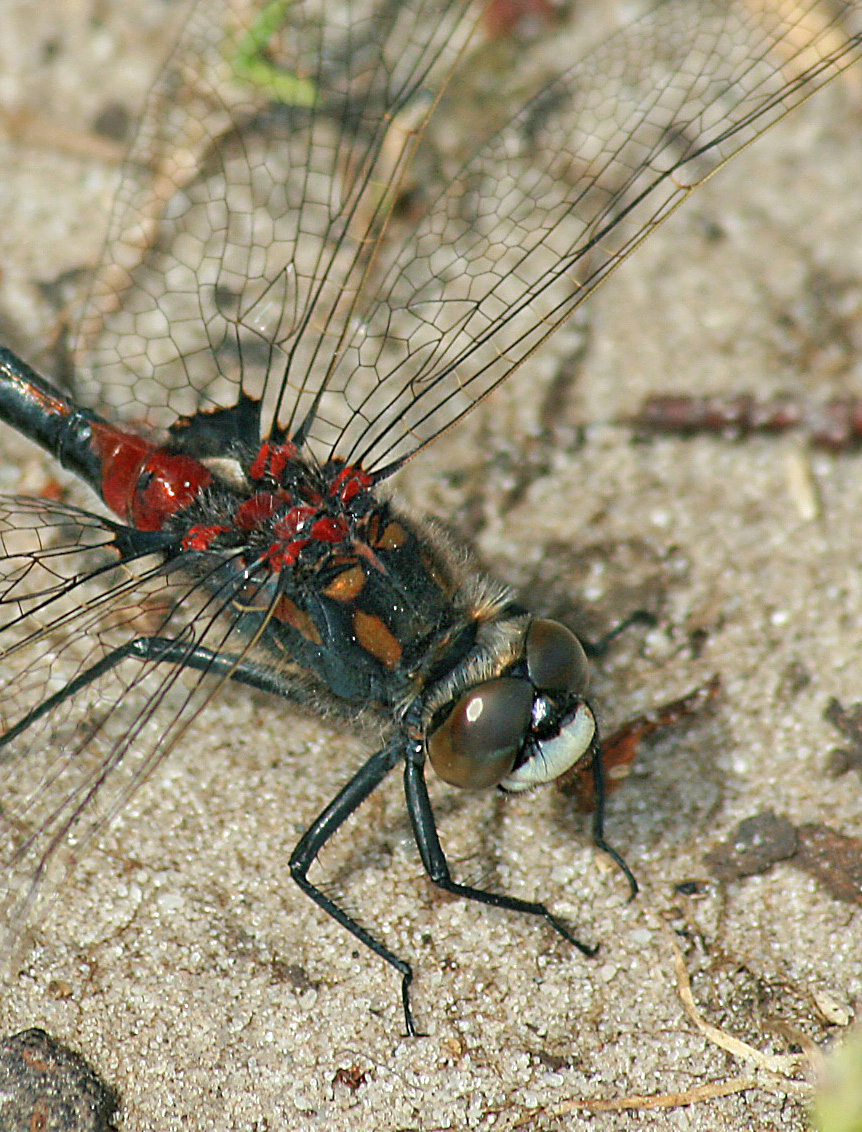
[425,618,595,792]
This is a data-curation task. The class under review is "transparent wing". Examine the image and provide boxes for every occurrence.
[74,0,480,435]
[72,0,862,474]
[0,496,288,949]
[337,0,862,472]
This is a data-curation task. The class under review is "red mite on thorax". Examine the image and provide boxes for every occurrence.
[179,445,370,572]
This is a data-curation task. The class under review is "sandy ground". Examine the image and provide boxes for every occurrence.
[0,1,861,1129]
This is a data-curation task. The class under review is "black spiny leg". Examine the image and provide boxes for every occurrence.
[403,751,597,957]
[0,636,305,752]
[288,742,421,1035]
[590,732,639,899]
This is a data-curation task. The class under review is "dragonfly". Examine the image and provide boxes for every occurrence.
[0,0,859,1035]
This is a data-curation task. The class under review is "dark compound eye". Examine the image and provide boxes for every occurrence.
[427,677,532,790]
[525,618,589,695]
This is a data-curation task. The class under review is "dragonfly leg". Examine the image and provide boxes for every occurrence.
[403,754,598,958]
[579,609,656,658]
[288,742,422,1035]
[0,635,301,751]
[590,738,638,900]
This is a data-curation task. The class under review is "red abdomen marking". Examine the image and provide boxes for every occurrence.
[92,423,211,531]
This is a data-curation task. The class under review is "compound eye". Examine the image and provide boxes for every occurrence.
[427,678,533,790]
[525,619,589,694]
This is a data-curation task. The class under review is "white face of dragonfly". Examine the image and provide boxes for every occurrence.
[426,618,595,792]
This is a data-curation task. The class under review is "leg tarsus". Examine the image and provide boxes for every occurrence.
[400,971,424,1038]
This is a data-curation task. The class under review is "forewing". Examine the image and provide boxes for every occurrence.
[335,0,862,472]
[72,0,861,471]
[73,0,479,435]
